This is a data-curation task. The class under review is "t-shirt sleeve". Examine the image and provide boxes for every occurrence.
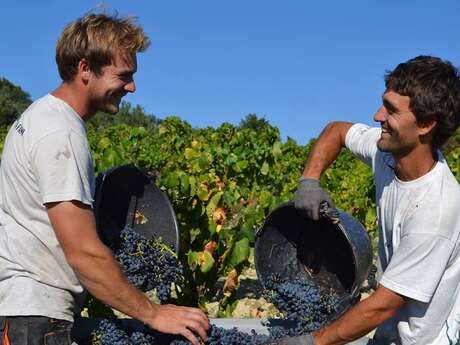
[31,130,95,206]
[344,123,381,168]
[379,233,453,303]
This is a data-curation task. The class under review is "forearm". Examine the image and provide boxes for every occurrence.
[313,299,390,345]
[302,121,353,180]
[312,286,404,345]
[47,201,157,323]
[71,246,157,323]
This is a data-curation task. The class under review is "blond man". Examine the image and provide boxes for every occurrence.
[0,13,209,345]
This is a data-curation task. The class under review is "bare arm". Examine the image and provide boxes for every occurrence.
[312,285,405,345]
[301,121,354,180]
[46,200,209,345]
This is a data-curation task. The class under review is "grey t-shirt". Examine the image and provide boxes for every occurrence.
[345,124,460,345]
[0,94,95,321]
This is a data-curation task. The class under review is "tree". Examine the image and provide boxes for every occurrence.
[239,113,270,131]
[0,77,32,127]
[88,101,161,131]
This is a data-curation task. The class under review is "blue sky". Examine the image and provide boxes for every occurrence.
[1,1,459,144]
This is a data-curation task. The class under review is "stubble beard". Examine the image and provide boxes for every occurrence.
[101,94,121,114]
[377,135,413,157]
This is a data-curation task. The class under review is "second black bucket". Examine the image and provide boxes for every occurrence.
[255,202,372,319]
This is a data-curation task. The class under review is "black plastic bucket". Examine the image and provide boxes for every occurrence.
[255,202,372,318]
[93,164,180,254]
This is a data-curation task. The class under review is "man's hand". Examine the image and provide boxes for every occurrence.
[148,304,210,345]
[295,178,335,221]
[266,334,315,345]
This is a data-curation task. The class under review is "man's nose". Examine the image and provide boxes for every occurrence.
[125,80,136,93]
[374,106,387,123]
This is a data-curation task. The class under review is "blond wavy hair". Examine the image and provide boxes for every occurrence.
[56,13,150,81]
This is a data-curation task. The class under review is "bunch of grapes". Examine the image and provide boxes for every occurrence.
[91,320,155,345]
[115,226,185,302]
[169,325,270,345]
[165,275,343,345]
[262,274,341,334]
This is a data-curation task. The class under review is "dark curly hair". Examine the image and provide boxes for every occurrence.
[385,55,460,148]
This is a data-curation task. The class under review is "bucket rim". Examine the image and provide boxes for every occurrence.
[255,201,367,297]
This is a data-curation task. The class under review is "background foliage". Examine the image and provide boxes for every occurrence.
[0,78,32,127]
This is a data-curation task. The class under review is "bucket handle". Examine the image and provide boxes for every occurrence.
[319,201,340,224]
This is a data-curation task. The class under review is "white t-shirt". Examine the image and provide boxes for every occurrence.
[345,124,460,345]
[0,94,95,321]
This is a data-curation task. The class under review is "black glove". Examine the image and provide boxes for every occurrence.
[294,178,337,221]
[265,334,315,345]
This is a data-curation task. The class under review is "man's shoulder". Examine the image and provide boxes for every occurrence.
[400,163,460,239]
[22,94,71,122]
[437,161,460,222]
[345,123,381,143]
[20,94,86,143]
[345,124,382,168]
[433,156,459,201]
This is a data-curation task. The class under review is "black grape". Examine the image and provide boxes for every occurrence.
[91,320,130,345]
[262,274,342,335]
[169,324,270,345]
[91,320,155,345]
[115,226,185,302]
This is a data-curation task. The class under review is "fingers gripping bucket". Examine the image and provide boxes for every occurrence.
[255,202,372,319]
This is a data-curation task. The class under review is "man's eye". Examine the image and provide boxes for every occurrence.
[387,108,398,116]
[119,75,132,82]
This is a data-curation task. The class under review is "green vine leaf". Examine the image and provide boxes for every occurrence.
[228,237,250,268]
[197,251,215,273]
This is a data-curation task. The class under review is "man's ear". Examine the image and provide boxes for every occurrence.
[418,118,437,136]
[77,59,91,83]
[418,118,437,147]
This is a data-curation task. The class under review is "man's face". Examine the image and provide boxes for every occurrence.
[373,90,423,156]
[88,52,138,114]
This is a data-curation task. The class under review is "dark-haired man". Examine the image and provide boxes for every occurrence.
[0,13,209,345]
[275,56,460,345]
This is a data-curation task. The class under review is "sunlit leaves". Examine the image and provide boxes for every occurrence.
[228,237,250,268]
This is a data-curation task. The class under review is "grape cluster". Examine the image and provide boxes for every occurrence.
[91,320,155,345]
[115,226,185,301]
[263,274,341,334]
[169,325,270,345]
[167,275,343,345]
